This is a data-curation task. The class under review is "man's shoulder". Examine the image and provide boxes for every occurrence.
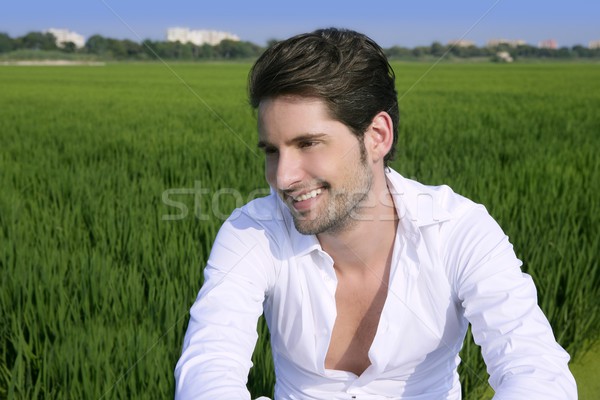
[216,190,320,260]
[220,190,291,240]
[238,190,287,224]
[386,169,479,226]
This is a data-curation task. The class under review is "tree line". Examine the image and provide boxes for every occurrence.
[385,41,600,60]
[1,31,599,61]
[0,31,263,60]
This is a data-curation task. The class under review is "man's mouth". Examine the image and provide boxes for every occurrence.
[292,188,323,202]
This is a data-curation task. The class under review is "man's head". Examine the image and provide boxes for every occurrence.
[249,28,399,164]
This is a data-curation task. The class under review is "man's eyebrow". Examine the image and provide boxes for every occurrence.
[289,133,327,144]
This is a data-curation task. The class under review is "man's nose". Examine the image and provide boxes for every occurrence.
[275,150,304,190]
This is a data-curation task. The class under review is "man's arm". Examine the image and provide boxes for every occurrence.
[443,205,577,399]
[174,216,275,399]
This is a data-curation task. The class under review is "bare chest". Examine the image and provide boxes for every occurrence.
[324,272,389,376]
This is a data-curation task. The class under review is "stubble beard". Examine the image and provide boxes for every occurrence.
[291,158,373,236]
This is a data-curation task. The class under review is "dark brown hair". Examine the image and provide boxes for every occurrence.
[248,28,399,163]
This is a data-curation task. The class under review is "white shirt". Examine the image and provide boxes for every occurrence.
[175,168,576,399]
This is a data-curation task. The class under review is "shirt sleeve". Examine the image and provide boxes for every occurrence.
[443,205,577,399]
[174,214,276,400]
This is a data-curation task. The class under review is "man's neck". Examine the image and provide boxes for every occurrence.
[317,185,398,276]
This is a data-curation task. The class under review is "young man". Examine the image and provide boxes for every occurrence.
[175,28,576,399]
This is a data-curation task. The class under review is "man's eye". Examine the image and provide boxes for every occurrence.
[299,141,317,149]
[263,147,278,155]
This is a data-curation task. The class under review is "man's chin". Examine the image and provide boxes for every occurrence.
[291,213,317,235]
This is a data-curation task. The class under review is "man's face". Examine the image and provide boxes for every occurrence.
[258,96,373,235]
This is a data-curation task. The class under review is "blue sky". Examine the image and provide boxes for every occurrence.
[1,0,599,48]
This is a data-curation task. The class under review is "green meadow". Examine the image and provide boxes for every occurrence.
[1,61,598,398]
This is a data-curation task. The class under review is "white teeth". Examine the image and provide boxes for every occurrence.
[294,188,322,202]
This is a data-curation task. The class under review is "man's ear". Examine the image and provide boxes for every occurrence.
[365,111,394,164]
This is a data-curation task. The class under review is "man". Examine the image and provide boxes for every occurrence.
[175,28,576,399]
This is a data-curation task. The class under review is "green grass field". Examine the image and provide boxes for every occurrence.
[1,61,598,398]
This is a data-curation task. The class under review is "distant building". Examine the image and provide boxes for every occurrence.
[588,40,600,49]
[448,39,475,48]
[45,28,86,48]
[487,38,526,48]
[496,51,513,63]
[538,39,558,49]
[166,28,240,46]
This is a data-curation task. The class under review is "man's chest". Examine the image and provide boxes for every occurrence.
[266,247,465,375]
[324,269,390,376]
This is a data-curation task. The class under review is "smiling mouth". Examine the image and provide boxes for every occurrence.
[293,188,323,202]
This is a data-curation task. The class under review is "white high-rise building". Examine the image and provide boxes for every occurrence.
[166,27,240,46]
[45,28,85,48]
